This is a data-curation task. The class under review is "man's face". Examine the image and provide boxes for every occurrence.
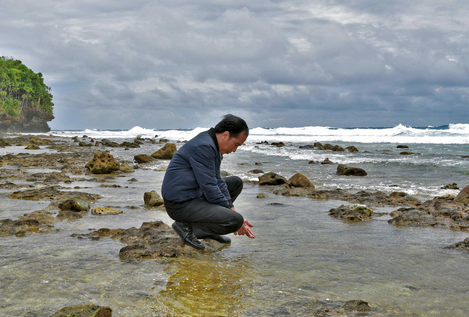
[218,131,247,154]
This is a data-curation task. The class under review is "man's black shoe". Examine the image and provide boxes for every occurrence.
[172,221,205,250]
[201,234,231,244]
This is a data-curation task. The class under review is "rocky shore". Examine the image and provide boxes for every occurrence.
[258,171,469,232]
[1,134,468,316]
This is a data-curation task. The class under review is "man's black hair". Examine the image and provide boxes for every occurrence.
[214,114,249,138]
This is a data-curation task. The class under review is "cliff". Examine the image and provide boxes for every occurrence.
[0,57,54,133]
[0,99,54,132]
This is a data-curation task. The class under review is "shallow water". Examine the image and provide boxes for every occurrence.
[2,182,469,316]
[1,136,469,316]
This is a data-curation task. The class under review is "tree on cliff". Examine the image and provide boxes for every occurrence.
[0,57,54,116]
[0,57,54,132]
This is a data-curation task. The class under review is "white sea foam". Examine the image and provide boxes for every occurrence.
[46,123,469,144]
[248,124,469,144]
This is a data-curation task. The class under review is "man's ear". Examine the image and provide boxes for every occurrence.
[222,131,231,139]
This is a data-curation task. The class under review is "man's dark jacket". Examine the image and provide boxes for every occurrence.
[161,129,233,208]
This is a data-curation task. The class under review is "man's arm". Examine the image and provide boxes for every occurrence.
[189,145,231,208]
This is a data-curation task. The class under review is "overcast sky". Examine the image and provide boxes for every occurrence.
[1,0,469,130]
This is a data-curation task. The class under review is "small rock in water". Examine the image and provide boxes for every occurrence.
[441,183,459,189]
[143,190,164,206]
[91,207,123,215]
[50,304,112,317]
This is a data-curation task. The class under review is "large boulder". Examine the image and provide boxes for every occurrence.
[85,152,120,174]
[258,172,288,185]
[288,173,314,188]
[151,143,177,159]
[337,164,367,176]
[144,190,164,206]
[455,185,469,204]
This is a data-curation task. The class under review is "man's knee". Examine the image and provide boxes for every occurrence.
[232,212,244,232]
[225,176,243,201]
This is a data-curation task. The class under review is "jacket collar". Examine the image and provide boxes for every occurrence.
[207,128,220,152]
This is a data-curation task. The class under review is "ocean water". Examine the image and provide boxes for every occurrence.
[1,123,469,316]
[48,123,469,198]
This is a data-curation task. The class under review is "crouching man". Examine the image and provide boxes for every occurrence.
[161,114,255,249]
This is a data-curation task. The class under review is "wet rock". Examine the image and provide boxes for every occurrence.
[346,146,359,152]
[143,190,164,206]
[151,143,177,159]
[120,141,140,148]
[388,193,469,230]
[100,139,120,147]
[455,185,469,204]
[441,183,459,189]
[342,300,371,312]
[50,304,112,317]
[0,210,59,237]
[57,210,88,220]
[257,193,268,198]
[0,138,11,147]
[0,181,32,189]
[389,191,408,199]
[271,142,285,147]
[273,186,315,197]
[305,298,374,317]
[134,154,154,163]
[25,144,40,150]
[7,187,101,203]
[258,172,288,185]
[91,207,123,215]
[397,145,409,148]
[58,199,90,211]
[85,152,120,174]
[321,158,333,164]
[72,221,222,260]
[78,141,93,147]
[288,173,314,188]
[388,208,439,227]
[308,160,316,164]
[331,145,345,152]
[29,137,52,145]
[119,162,135,173]
[328,204,373,222]
[299,144,315,149]
[337,164,367,176]
[400,151,416,155]
[26,172,71,184]
[446,238,469,251]
[249,169,264,174]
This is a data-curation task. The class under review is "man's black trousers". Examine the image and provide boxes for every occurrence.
[163,176,244,237]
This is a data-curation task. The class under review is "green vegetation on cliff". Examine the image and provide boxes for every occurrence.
[0,56,54,117]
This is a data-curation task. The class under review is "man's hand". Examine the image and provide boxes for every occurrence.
[234,218,255,239]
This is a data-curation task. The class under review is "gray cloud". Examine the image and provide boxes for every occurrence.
[1,0,468,129]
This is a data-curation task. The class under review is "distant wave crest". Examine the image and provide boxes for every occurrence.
[50,123,469,144]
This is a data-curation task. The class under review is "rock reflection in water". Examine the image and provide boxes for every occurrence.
[155,256,252,316]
